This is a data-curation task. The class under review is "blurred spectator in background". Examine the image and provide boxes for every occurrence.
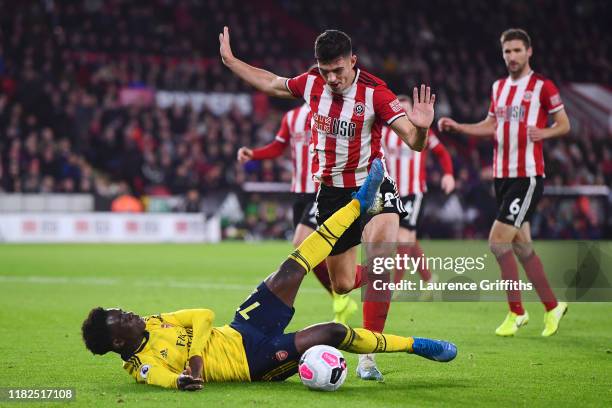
[111,181,143,212]
[178,188,202,213]
[0,0,609,238]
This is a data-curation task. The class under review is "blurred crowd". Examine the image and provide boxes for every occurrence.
[0,0,610,238]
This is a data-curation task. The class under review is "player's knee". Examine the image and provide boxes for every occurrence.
[488,240,512,258]
[332,282,352,295]
[513,243,534,262]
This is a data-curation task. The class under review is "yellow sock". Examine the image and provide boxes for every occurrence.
[339,325,414,353]
[288,199,360,272]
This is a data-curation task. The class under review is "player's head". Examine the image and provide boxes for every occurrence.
[500,28,532,76]
[314,30,357,93]
[397,94,412,112]
[82,307,145,356]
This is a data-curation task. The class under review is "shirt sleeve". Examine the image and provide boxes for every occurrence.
[427,131,440,149]
[540,79,564,114]
[124,356,179,389]
[373,86,406,125]
[275,112,291,143]
[285,72,309,99]
[251,140,287,160]
[160,309,215,359]
[429,133,454,175]
[488,94,496,117]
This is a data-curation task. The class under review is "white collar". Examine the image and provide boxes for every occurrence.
[508,70,533,85]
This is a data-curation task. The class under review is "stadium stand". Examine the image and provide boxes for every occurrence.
[0,0,609,239]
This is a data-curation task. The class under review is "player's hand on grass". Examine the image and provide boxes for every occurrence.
[407,84,435,129]
[219,26,235,66]
[237,146,254,163]
[441,174,455,194]
[437,117,459,133]
[177,368,204,391]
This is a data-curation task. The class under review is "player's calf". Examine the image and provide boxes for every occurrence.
[294,322,348,354]
[264,258,308,307]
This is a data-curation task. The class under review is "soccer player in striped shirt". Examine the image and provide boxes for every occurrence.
[220,27,436,379]
[81,161,456,390]
[382,95,455,295]
[237,103,358,323]
[438,28,571,337]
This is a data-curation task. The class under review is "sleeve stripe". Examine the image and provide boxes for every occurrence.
[488,112,495,117]
[285,78,295,96]
[275,135,288,143]
[548,104,564,114]
[387,112,406,126]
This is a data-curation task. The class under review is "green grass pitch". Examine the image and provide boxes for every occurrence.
[0,242,611,407]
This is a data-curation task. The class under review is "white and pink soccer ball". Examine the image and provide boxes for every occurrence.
[298,345,347,391]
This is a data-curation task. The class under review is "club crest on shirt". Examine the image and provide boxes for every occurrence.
[275,350,288,361]
[160,349,168,359]
[523,91,532,101]
[354,102,365,117]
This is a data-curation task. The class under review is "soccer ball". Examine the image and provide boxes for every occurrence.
[298,345,347,391]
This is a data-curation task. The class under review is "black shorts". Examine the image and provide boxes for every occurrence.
[399,193,425,231]
[230,282,300,381]
[494,176,544,228]
[315,176,407,256]
[292,193,317,230]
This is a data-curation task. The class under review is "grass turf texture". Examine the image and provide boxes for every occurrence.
[0,242,611,408]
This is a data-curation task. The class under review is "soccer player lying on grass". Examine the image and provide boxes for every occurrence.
[81,159,457,391]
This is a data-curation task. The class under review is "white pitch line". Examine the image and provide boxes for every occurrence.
[0,275,324,294]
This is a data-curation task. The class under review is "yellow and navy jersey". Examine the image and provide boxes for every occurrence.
[122,309,250,388]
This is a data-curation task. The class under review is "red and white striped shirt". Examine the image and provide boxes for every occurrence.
[382,127,453,195]
[488,71,564,178]
[276,104,316,193]
[286,67,406,188]
[251,104,315,193]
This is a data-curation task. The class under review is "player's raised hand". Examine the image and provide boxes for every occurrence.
[219,26,235,66]
[438,117,459,133]
[407,84,435,129]
[237,146,253,163]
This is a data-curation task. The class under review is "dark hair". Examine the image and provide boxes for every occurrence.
[314,30,352,63]
[500,28,531,49]
[82,307,113,355]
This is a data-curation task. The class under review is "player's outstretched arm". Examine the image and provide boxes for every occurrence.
[237,139,288,163]
[390,85,435,152]
[438,115,496,138]
[219,26,294,98]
